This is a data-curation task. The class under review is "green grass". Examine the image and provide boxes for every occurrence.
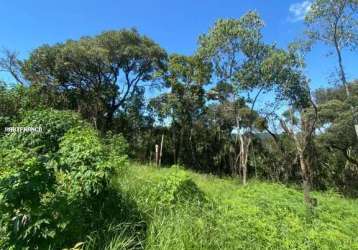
[103,163,358,250]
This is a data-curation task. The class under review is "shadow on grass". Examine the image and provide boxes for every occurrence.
[82,188,147,250]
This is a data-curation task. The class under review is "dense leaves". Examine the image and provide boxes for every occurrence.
[0,4,357,248]
[21,29,167,132]
[0,110,131,249]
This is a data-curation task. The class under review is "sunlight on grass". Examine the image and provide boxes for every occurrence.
[109,164,358,250]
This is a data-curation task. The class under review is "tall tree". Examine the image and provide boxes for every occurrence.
[197,11,271,184]
[0,49,26,85]
[263,48,319,206]
[314,82,358,195]
[150,54,211,167]
[20,29,167,132]
[305,0,358,137]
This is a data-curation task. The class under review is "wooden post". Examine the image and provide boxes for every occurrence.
[159,134,164,167]
[155,144,159,167]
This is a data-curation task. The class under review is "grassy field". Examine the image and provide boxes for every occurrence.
[95,163,358,250]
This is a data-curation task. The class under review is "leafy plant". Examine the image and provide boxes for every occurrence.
[1,109,84,154]
[0,110,132,249]
[153,170,206,205]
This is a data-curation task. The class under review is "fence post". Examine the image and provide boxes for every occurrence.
[155,144,159,167]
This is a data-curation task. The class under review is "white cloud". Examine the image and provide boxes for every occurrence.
[289,1,312,22]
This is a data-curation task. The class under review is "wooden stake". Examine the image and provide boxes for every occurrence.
[159,134,164,167]
[155,144,159,167]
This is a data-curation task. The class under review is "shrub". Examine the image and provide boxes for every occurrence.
[0,148,56,249]
[1,109,84,154]
[0,83,21,137]
[59,127,106,170]
[104,132,129,157]
[102,133,129,176]
[152,170,206,206]
[0,116,11,137]
[0,110,132,249]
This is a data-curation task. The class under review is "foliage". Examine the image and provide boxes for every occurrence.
[0,110,132,249]
[0,9,358,249]
[305,0,358,51]
[1,109,84,155]
[314,84,358,196]
[0,82,22,135]
[152,170,206,205]
[149,54,211,167]
[0,148,56,248]
[21,29,167,131]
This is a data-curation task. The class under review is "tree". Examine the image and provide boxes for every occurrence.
[314,82,358,196]
[305,0,358,137]
[0,49,26,85]
[279,104,318,207]
[20,29,167,132]
[0,83,16,136]
[150,54,211,167]
[197,11,272,184]
[116,86,156,160]
[315,83,358,167]
[263,48,319,206]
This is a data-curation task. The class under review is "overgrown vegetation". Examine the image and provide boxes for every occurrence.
[0,0,357,248]
[116,164,358,250]
[0,110,137,249]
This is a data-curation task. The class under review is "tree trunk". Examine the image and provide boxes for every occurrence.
[159,134,164,167]
[104,106,116,133]
[232,146,240,177]
[172,126,177,164]
[280,106,317,207]
[178,127,184,164]
[334,35,358,138]
[189,128,200,169]
[335,41,349,96]
[239,134,251,185]
[303,179,311,206]
[299,152,312,205]
[155,144,159,167]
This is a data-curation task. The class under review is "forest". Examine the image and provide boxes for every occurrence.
[0,0,357,249]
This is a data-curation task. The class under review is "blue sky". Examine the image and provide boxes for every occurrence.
[0,0,357,89]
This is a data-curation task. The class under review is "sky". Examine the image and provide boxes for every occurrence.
[0,0,357,90]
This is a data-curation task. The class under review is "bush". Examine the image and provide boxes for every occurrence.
[0,116,11,137]
[104,132,129,157]
[0,110,132,249]
[154,170,206,205]
[0,148,57,249]
[59,127,106,170]
[1,109,84,154]
[102,133,129,176]
[0,83,21,137]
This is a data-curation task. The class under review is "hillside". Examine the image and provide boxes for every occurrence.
[1,1,358,248]
[110,164,358,250]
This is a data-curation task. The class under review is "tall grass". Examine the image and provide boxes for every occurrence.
[84,223,145,250]
[89,164,358,250]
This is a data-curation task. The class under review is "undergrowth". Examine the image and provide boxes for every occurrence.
[109,164,358,250]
